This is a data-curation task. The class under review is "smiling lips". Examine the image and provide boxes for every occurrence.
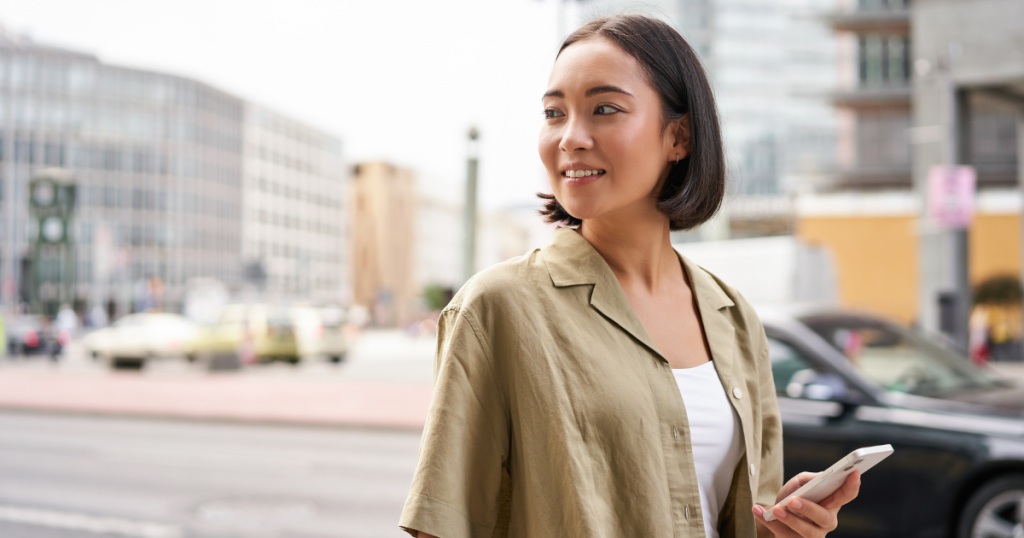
[562,168,606,186]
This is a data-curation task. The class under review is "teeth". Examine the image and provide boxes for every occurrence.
[564,169,604,178]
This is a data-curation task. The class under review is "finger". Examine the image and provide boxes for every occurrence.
[753,505,800,538]
[821,470,861,510]
[766,503,826,538]
[784,496,838,531]
[777,472,819,502]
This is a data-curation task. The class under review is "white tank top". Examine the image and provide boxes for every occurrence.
[672,361,745,538]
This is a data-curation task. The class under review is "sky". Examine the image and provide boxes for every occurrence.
[0,0,581,210]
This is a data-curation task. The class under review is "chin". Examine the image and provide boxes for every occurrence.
[558,201,604,222]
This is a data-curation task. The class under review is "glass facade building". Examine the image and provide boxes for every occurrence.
[0,32,346,316]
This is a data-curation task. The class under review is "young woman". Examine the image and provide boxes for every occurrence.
[400,14,860,538]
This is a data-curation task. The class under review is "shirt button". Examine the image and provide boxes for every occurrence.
[673,426,679,440]
[685,505,690,520]
[750,463,756,476]
[733,387,743,399]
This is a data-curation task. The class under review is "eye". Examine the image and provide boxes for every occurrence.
[595,105,620,115]
[544,109,564,120]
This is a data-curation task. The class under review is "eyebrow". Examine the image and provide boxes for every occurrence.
[541,85,635,100]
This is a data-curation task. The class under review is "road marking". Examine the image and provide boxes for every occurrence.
[0,504,182,538]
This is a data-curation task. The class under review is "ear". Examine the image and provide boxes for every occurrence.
[668,113,692,161]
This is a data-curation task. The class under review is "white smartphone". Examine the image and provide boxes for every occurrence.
[762,444,893,522]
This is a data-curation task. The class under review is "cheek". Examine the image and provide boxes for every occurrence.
[538,129,559,169]
[605,122,664,185]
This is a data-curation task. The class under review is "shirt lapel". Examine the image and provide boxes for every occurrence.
[542,227,662,357]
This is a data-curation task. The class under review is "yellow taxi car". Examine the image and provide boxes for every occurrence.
[187,303,299,368]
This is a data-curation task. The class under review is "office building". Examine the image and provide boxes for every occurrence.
[241,104,347,302]
[0,28,348,316]
[798,0,1021,337]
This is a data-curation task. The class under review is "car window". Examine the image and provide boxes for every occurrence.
[769,337,850,401]
[114,315,144,328]
[802,317,1001,396]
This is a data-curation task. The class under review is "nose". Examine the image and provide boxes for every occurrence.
[558,115,593,154]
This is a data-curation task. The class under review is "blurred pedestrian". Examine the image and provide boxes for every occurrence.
[55,303,79,339]
[88,304,109,329]
[400,15,859,538]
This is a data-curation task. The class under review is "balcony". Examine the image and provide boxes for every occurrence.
[830,164,913,190]
[827,10,910,33]
[827,0,910,34]
[830,85,911,108]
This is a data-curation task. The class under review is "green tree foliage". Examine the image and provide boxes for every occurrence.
[974,275,1023,305]
[423,284,454,311]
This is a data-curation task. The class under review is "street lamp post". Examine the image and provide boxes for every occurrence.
[937,43,971,350]
[463,127,480,285]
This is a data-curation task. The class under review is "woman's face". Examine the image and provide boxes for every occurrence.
[539,37,684,225]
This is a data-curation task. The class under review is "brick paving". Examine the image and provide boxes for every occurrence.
[0,329,436,430]
[0,369,433,429]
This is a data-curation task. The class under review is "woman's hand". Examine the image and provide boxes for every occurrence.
[751,470,861,538]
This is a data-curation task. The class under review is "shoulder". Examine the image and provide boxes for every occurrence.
[442,248,549,331]
[447,249,547,312]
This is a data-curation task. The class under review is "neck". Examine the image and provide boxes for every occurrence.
[578,209,679,293]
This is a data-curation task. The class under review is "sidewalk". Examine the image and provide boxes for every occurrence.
[0,330,436,430]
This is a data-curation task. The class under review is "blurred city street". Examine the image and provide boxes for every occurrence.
[0,0,1021,535]
[0,410,421,538]
[0,331,436,537]
[0,330,435,429]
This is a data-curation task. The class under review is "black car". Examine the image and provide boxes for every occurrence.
[763,308,1024,538]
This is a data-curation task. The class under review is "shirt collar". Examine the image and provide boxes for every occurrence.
[540,227,748,456]
[541,226,735,311]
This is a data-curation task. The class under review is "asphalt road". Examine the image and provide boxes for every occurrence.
[0,411,422,538]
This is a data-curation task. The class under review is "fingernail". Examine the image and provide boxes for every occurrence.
[789,498,803,510]
[774,507,788,519]
[753,505,764,516]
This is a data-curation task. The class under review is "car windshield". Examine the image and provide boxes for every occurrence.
[801,315,1003,397]
[113,315,145,327]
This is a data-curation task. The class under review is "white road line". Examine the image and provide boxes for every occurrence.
[0,504,182,538]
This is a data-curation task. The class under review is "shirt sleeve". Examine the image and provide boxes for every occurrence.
[399,306,510,538]
[754,325,784,509]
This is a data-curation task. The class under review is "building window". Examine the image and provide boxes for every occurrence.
[44,142,63,166]
[856,112,911,168]
[858,35,910,86]
[857,0,908,10]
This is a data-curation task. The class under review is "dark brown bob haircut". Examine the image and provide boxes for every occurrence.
[538,14,725,231]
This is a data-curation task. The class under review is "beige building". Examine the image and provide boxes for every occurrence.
[351,162,417,326]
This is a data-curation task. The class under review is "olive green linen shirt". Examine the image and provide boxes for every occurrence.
[400,227,782,538]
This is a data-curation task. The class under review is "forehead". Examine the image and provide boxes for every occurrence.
[547,37,648,94]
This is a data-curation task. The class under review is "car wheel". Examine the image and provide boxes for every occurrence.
[112,358,145,370]
[958,474,1024,538]
[207,353,241,372]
